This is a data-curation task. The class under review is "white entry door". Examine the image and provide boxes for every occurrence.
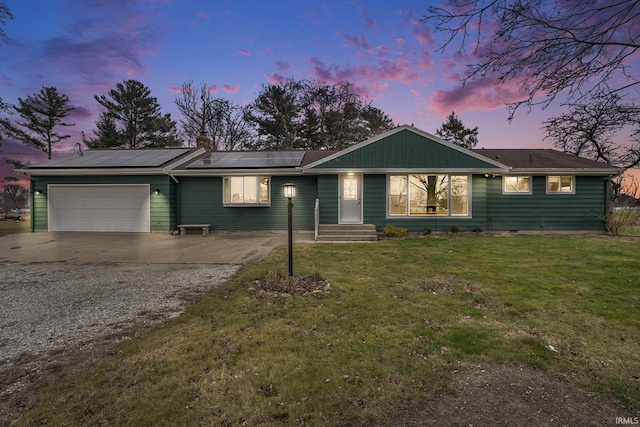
[339,174,362,224]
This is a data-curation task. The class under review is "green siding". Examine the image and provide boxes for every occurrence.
[310,128,503,170]
[30,175,175,232]
[486,175,608,231]
[179,176,318,230]
[317,175,338,224]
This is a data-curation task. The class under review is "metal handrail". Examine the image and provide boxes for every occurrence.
[314,198,319,241]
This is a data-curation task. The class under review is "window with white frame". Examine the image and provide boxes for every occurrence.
[223,176,270,206]
[503,176,531,194]
[388,174,469,217]
[547,175,574,193]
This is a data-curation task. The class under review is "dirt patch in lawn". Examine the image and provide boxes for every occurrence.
[395,363,634,426]
[3,349,634,425]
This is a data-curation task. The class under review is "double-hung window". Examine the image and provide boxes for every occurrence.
[547,176,574,194]
[503,176,531,194]
[223,176,270,206]
[388,174,469,217]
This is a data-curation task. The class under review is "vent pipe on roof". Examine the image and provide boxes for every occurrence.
[529,152,533,162]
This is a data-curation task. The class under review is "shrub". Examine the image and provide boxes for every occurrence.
[423,227,432,235]
[450,225,460,234]
[383,224,407,237]
[471,226,483,235]
[604,208,639,236]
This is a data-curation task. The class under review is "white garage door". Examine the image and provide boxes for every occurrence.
[48,185,151,232]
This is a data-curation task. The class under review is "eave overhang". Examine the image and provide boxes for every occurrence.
[16,167,169,176]
[304,167,510,175]
[505,167,623,176]
[171,167,305,176]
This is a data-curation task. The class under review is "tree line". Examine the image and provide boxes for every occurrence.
[0,78,397,158]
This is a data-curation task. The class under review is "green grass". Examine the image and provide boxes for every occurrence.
[0,215,30,236]
[15,235,640,426]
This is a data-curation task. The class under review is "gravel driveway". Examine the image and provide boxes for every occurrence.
[0,262,239,404]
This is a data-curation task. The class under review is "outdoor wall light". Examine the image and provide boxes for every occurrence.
[35,190,42,195]
[154,189,160,195]
[282,183,296,276]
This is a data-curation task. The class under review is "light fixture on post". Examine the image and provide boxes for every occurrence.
[283,183,296,277]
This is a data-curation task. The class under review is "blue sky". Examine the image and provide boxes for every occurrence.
[0,0,633,183]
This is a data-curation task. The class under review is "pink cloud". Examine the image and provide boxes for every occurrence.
[358,4,378,32]
[207,85,218,94]
[196,12,210,19]
[275,60,290,73]
[309,57,422,86]
[410,20,436,48]
[239,49,250,56]
[430,77,528,115]
[372,82,388,94]
[265,73,287,85]
[336,31,370,50]
[168,86,181,93]
[222,84,240,94]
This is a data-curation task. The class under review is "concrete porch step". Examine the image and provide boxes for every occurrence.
[317,224,378,242]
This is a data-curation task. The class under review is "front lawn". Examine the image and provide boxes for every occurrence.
[0,215,30,236]
[15,235,640,426]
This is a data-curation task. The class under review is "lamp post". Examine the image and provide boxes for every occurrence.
[283,183,296,277]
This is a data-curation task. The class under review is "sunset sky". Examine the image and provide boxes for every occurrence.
[0,0,638,187]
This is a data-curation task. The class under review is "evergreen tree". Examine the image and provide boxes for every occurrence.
[245,79,395,150]
[2,87,75,159]
[91,79,180,149]
[436,111,479,149]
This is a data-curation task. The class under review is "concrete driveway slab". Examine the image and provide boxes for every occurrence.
[0,231,314,264]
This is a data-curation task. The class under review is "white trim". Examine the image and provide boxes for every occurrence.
[222,175,271,207]
[161,147,206,173]
[306,167,506,174]
[502,175,533,195]
[173,168,303,177]
[511,168,620,176]
[546,175,576,194]
[385,173,472,219]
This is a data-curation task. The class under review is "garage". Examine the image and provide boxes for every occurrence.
[48,185,151,232]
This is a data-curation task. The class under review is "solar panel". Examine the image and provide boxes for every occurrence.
[30,149,191,168]
[187,151,305,169]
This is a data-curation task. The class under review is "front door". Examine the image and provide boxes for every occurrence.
[339,174,363,224]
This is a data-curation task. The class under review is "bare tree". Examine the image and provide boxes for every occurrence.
[1,183,27,210]
[544,95,640,169]
[424,0,640,118]
[175,81,252,150]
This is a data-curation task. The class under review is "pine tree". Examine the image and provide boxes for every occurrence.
[435,111,479,149]
[92,80,180,149]
[2,87,75,159]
